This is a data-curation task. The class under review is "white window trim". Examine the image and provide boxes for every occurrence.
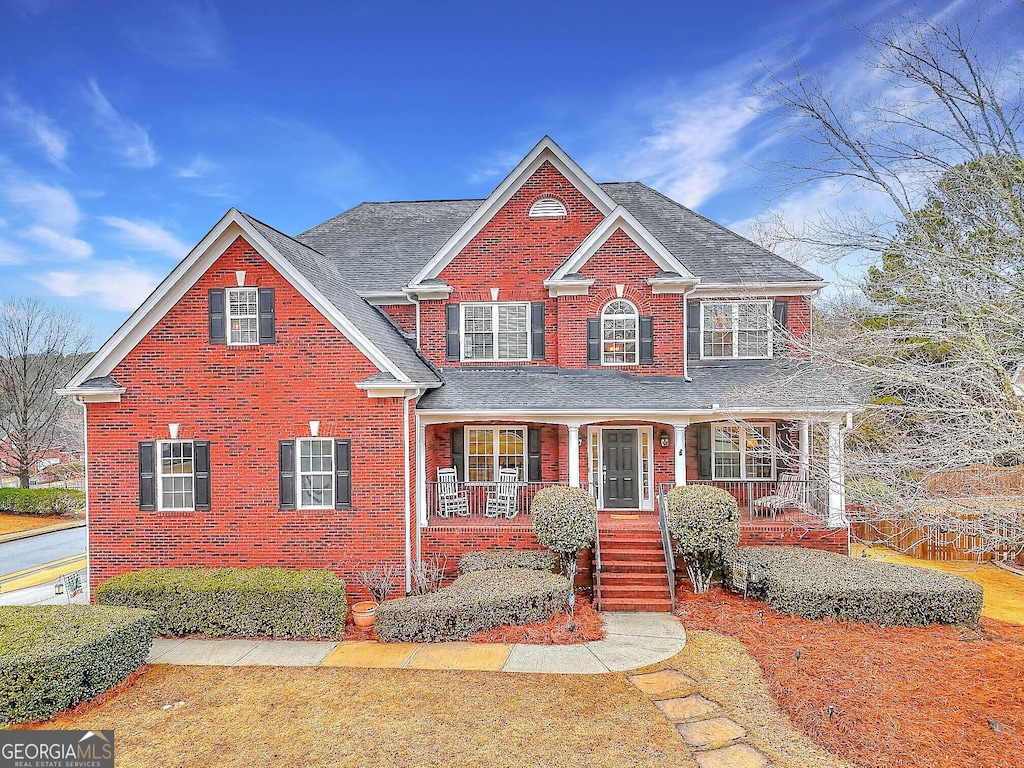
[587,426,654,511]
[226,286,259,347]
[464,425,529,483]
[157,439,195,512]
[710,422,777,481]
[296,436,335,510]
[699,300,774,360]
[460,302,532,362]
[600,299,640,367]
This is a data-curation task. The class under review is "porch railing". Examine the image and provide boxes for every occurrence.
[426,480,590,521]
[658,479,830,524]
[657,487,677,612]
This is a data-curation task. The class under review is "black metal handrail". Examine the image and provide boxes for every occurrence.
[593,504,602,612]
[657,488,676,612]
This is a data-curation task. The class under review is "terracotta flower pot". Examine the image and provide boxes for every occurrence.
[352,601,378,628]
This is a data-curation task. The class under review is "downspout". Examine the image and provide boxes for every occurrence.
[403,392,415,595]
[681,284,698,382]
[73,396,89,600]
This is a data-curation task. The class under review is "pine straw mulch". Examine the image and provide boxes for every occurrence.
[0,513,70,535]
[677,586,1024,768]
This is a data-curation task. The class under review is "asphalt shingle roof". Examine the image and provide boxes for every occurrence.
[418,360,858,413]
[241,213,438,384]
[294,182,822,293]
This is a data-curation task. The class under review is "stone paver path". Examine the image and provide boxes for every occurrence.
[629,667,771,767]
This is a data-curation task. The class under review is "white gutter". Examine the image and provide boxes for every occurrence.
[403,392,414,595]
[72,396,90,600]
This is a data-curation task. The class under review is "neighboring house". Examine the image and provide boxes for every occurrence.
[61,137,859,609]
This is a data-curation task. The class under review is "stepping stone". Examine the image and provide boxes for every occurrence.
[628,669,697,695]
[695,743,769,768]
[655,693,720,722]
[676,717,746,748]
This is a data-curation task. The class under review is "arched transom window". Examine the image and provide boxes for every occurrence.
[601,300,638,365]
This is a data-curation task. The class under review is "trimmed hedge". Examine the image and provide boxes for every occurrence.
[375,568,570,642]
[665,484,740,557]
[459,549,556,574]
[725,546,983,626]
[0,488,84,516]
[530,486,597,557]
[95,567,347,639]
[0,605,156,725]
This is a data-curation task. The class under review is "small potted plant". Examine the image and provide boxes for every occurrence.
[353,562,399,627]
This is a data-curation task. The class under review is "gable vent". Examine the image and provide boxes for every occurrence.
[529,197,567,218]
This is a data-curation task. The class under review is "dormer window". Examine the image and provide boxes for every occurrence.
[601,300,639,365]
[528,197,567,218]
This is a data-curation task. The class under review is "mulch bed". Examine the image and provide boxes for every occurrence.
[677,586,1024,768]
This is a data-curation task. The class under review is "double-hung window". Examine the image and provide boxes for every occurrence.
[298,438,334,508]
[465,427,526,482]
[159,440,194,511]
[226,287,259,345]
[701,301,772,359]
[711,423,775,480]
[461,303,530,361]
[601,300,639,365]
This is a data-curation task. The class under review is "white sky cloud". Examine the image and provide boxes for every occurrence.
[99,216,188,258]
[3,180,82,232]
[1,89,69,167]
[84,79,158,169]
[0,239,25,265]
[20,225,92,259]
[119,2,230,71]
[174,154,218,179]
[36,262,160,311]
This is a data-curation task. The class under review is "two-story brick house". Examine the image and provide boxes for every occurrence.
[62,137,859,609]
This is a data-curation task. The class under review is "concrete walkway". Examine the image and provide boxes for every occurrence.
[146,612,686,674]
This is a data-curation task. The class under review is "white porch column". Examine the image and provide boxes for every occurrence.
[827,420,847,527]
[567,425,581,488]
[416,421,427,527]
[798,419,810,476]
[673,424,687,487]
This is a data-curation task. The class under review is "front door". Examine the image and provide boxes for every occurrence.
[602,429,640,508]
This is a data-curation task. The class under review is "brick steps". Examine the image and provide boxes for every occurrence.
[597,516,673,613]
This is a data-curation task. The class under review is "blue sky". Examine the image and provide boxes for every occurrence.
[0,0,1001,341]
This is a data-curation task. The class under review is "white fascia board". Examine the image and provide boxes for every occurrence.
[416,405,863,425]
[355,381,439,399]
[359,291,415,305]
[67,209,410,388]
[56,387,125,403]
[550,206,695,281]
[408,137,616,287]
[402,284,453,301]
[542,277,595,297]
[692,281,828,298]
[648,276,701,294]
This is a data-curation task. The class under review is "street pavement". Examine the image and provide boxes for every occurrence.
[0,526,86,577]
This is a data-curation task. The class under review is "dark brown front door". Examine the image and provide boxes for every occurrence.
[602,429,640,508]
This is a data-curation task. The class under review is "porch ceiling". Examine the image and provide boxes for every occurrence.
[417,361,861,421]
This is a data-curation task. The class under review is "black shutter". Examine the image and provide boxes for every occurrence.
[279,440,296,510]
[531,302,546,360]
[696,424,712,480]
[445,303,460,361]
[773,300,789,330]
[139,442,156,511]
[194,441,211,511]
[639,316,654,365]
[209,289,226,345]
[586,318,601,365]
[527,427,542,482]
[258,288,276,343]
[686,301,701,359]
[450,427,465,481]
[335,439,352,509]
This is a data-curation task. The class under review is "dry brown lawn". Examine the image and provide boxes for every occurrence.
[27,632,844,768]
[0,513,68,535]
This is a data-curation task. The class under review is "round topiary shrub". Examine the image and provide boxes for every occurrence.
[530,486,596,602]
[665,484,740,593]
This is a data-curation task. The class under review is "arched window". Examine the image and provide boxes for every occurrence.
[528,197,567,218]
[601,300,638,365]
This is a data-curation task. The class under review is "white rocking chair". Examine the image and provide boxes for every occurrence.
[753,471,814,518]
[485,469,521,519]
[436,467,470,517]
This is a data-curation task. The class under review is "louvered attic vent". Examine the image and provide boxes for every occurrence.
[529,197,567,217]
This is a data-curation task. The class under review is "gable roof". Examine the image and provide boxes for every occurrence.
[294,184,823,294]
[407,136,618,287]
[64,209,438,393]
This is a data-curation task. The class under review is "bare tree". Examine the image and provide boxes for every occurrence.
[756,3,1024,559]
[0,298,91,488]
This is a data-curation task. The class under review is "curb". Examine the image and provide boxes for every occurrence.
[0,553,87,593]
[0,520,85,544]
